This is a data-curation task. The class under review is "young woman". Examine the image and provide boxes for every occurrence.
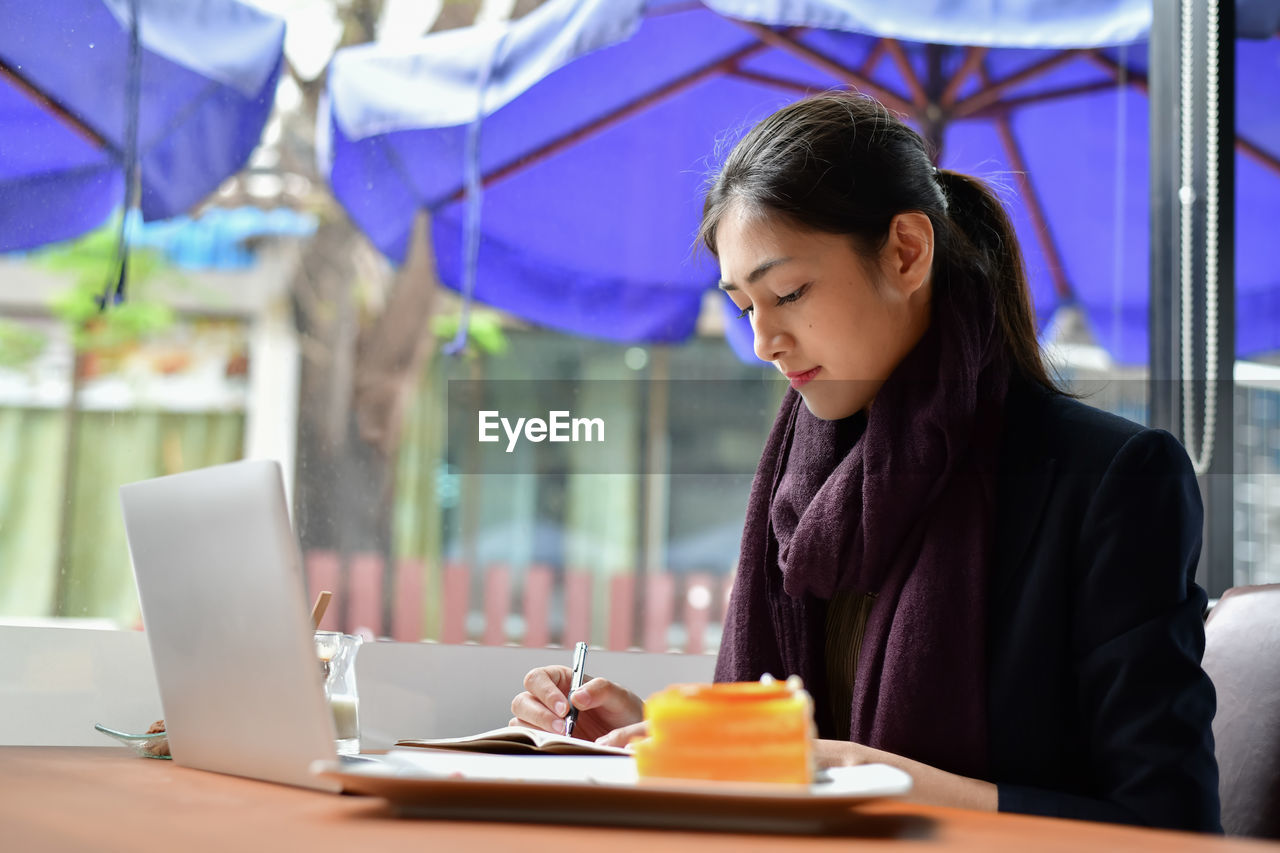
[509,91,1220,832]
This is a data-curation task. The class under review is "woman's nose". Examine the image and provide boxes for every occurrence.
[753,315,792,363]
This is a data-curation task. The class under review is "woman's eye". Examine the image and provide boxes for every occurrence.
[733,284,806,319]
[776,284,809,306]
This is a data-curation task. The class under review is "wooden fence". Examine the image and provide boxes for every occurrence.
[304,550,731,653]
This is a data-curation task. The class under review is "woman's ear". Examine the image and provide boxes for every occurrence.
[882,212,934,298]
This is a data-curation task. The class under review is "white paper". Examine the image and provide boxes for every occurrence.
[386,749,639,785]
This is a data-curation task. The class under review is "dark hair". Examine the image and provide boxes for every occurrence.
[699,90,1058,393]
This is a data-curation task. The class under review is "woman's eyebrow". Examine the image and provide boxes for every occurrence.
[718,257,793,290]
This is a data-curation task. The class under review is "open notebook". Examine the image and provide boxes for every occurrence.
[397,726,631,756]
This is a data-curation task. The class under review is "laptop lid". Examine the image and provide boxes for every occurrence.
[119,459,341,792]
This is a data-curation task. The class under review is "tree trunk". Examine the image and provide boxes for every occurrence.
[291,210,438,634]
[286,0,543,634]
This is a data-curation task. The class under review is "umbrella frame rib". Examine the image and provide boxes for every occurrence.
[941,47,989,107]
[0,55,113,153]
[1236,134,1280,178]
[1087,50,1280,179]
[443,22,926,206]
[883,38,929,108]
[991,112,1076,303]
[445,38,773,204]
[1081,49,1150,93]
[725,68,810,94]
[729,21,916,114]
[860,40,890,76]
[965,80,1129,119]
[951,50,1084,118]
[717,32,915,118]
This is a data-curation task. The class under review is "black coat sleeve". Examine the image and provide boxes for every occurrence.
[998,429,1221,832]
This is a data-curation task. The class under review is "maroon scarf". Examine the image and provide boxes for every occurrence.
[715,286,1008,780]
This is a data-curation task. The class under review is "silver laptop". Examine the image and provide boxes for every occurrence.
[120,459,366,792]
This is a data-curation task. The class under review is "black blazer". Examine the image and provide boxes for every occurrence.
[989,380,1220,831]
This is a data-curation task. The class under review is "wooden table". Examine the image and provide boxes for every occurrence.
[3,747,1276,852]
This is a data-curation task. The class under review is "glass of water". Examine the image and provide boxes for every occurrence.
[313,631,363,754]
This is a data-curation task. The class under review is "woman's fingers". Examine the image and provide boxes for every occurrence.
[569,677,645,727]
[510,715,540,730]
[596,720,649,749]
[521,665,573,717]
[511,666,572,734]
[510,689,566,733]
[511,665,646,740]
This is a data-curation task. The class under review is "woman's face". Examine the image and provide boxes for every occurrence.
[717,204,932,420]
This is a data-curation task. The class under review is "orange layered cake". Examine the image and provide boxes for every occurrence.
[633,675,815,784]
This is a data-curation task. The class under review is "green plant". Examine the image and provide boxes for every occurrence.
[0,320,46,368]
[431,310,509,358]
[35,219,176,353]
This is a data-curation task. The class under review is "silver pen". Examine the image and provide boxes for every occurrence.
[565,641,588,737]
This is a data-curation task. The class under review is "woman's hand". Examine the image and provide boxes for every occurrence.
[594,720,648,749]
[510,665,645,743]
[813,737,877,770]
[815,739,997,812]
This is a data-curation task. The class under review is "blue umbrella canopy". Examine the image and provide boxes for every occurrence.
[323,0,1279,363]
[0,0,285,253]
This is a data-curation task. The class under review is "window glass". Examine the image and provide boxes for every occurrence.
[0,298,249,625]
[6,1,1275,644]
[1231,29,1280,588]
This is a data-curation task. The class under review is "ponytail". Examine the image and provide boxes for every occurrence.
[934,170,1059,393]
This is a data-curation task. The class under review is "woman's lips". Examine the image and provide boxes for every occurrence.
[786,367,820,389]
